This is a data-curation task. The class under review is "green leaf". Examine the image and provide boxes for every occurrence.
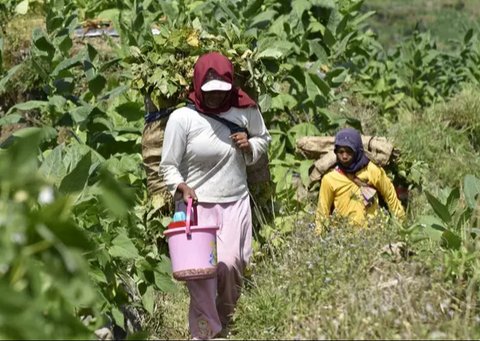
[271,93,297,110]
[88,74,107,96]
[0,64,22,92]
[256,48,283,60]
[111,307,125,330]
[441,230,461,250]
[141,286,155,315]
[89,267,108,284]
[330,68,348,85]
[51,54,84,77]
[322,27,336,47]
[249,9,277,28]
[39,200,93,250]
[39,146,67,185]
[425,191,452,224]
[0,113,23,126]
[299,159,312,187]
[243,0,263,17]
[6,100,49,115]
[464,29,474,44]
[87,44,98,62]
[49,95,66,110]
[309,40,328,63]
[306,72,330,100]
[33,30,55,59]
[154,271,176,292]
[59,152,93,193]
[258,94,272,112]
[109,232,139,259]
[70,106,92,124]
[99,175,135,218]
[115,102,143,122]
[446,187,460,213]
[417,215,446,242]
[464,175,480,209]
[0,128,43,179]
[287,122,320,148]
[292,0,311,18]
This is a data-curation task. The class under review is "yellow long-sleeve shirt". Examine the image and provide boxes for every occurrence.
[315,162,405,229]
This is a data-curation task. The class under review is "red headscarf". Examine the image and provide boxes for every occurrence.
[188,52,257,114]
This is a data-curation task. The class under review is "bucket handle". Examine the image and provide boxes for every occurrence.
[186,197,193,238]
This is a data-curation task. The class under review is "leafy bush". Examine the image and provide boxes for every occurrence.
[352,29,480,119]
[405,175,480,279]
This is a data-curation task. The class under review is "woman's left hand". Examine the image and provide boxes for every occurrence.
[231,132,251,152]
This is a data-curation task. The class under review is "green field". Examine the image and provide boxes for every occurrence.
[365,0,480,49]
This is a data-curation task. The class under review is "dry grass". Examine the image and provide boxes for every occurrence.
[230,217,480,339]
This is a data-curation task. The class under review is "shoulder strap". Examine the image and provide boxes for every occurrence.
[336,167,370,188]
[144,107,176,123]
[186,103,249,136]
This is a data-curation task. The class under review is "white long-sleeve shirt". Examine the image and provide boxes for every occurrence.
[160,105,271,203]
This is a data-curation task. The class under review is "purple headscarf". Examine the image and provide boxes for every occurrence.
[334,128,370,173]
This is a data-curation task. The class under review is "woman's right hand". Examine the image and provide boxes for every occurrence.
[177,183,198,204]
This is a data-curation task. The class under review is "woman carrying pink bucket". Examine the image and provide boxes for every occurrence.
[160,51,271,340]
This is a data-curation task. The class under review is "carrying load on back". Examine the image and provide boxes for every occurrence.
[297,134,399,184]
[296,131,409,207]
[133,27,273,220]
[303,128,406,232]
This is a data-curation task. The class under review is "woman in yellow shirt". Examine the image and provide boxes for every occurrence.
[315,128,405,231]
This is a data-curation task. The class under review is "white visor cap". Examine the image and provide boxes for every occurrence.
[201,79,232,92]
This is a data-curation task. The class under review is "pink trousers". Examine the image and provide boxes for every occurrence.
[176,195,252,339]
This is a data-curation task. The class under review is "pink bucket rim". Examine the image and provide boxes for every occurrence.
[163,225,219,236]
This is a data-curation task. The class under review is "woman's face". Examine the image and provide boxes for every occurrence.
[335,146,355,167]
[202,90,229,109]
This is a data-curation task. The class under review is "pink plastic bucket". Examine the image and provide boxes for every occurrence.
[164,198,219,281]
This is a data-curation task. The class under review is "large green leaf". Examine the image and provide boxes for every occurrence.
[292,0,311,18]
[37,199,93,250]
[6,101,49,115]
[70,105,92,124]
[109,232,139,259]
[417,215,446,242]
[59,152,93,193]
[115,102,144,122]
[464,175,480,209]
[51,54,84,77]
[256,48,284,60]
[88,74,107,96]
[98,169,136,218]
[271,93,297,110]
[243,0,263,17]
[39,146,67,186]
[0,128,44,180]
[425,191,452,224]
[287,122,321,150]
[309,40,328,63]
[249,9,277,28]
[0,64,22,92]
[32,29,55,60]
[154,271,176,292]
[0,113,23,126]
[441,230,461,250]
[141,286,155,315]
[306,72,330,101]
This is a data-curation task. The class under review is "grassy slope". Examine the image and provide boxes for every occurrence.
[148,1,480,339]
[233,223,480,339]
